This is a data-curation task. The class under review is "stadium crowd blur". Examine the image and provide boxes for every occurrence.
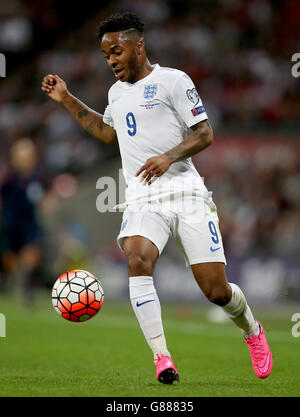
[0,0,300,295]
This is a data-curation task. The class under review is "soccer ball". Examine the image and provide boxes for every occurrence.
[51,270,104,322]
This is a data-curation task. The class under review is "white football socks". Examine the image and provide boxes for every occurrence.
[223,283,260,337]
[129,276,170,358]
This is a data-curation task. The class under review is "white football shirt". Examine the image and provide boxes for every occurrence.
[103,64,209,205]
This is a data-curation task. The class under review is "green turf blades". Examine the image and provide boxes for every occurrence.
[0,295,299,397]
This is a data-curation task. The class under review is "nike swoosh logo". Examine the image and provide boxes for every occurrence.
[210,246,221,252]
[257,350,272,374]
[136,299,155,307]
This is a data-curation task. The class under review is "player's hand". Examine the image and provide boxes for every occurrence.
[41,74,68,103]
[136,154,172,185]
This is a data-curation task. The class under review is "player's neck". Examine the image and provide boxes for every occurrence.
[131,60,154,83]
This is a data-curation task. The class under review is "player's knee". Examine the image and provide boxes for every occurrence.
[127,253,154,276]
[205,286,231,306]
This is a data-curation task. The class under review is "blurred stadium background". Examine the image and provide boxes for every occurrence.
[0,0,300,310]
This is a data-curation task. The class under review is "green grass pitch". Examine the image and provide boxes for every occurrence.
[0,293,299,397]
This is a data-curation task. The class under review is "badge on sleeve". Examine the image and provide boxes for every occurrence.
[186,88,200,105]
[191,106,206,116]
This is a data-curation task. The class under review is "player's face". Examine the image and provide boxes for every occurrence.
[101,32,141,83]
[10,138,37,174]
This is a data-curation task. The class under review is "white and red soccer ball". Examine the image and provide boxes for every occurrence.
[51,270,104,322]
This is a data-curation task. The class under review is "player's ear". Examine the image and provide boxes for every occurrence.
[136,39,144,55]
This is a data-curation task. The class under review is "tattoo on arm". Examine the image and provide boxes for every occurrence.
[165,148,182,162]
[77,109,89,118]
[62,93,116,143]
[165,121,213,163]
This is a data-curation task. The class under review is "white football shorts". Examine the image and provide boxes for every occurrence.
[117,192,226,267]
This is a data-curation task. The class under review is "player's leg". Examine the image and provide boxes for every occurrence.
[123,235,168,356]
[123,235,179,383]
[1,251,18,273]
[1,250,18,293]
[117,205,179,383]
[191,262,273,378]
[19,244,41,306]
[174,196,272,378]
[191,262,259,336]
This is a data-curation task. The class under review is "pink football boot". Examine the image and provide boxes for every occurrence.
[154,354,179,384]
[244,321,273,379]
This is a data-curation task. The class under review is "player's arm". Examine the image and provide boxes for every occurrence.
[165,119,213,162]
[136,119,213,184]
[41,74,117,145]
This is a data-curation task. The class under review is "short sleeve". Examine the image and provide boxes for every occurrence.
[103,104,114,128]
[171,73,208,128]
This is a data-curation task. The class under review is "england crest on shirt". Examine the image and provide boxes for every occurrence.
[144,83,158,100]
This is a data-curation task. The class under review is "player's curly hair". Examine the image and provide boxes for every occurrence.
[97,12,145,40]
